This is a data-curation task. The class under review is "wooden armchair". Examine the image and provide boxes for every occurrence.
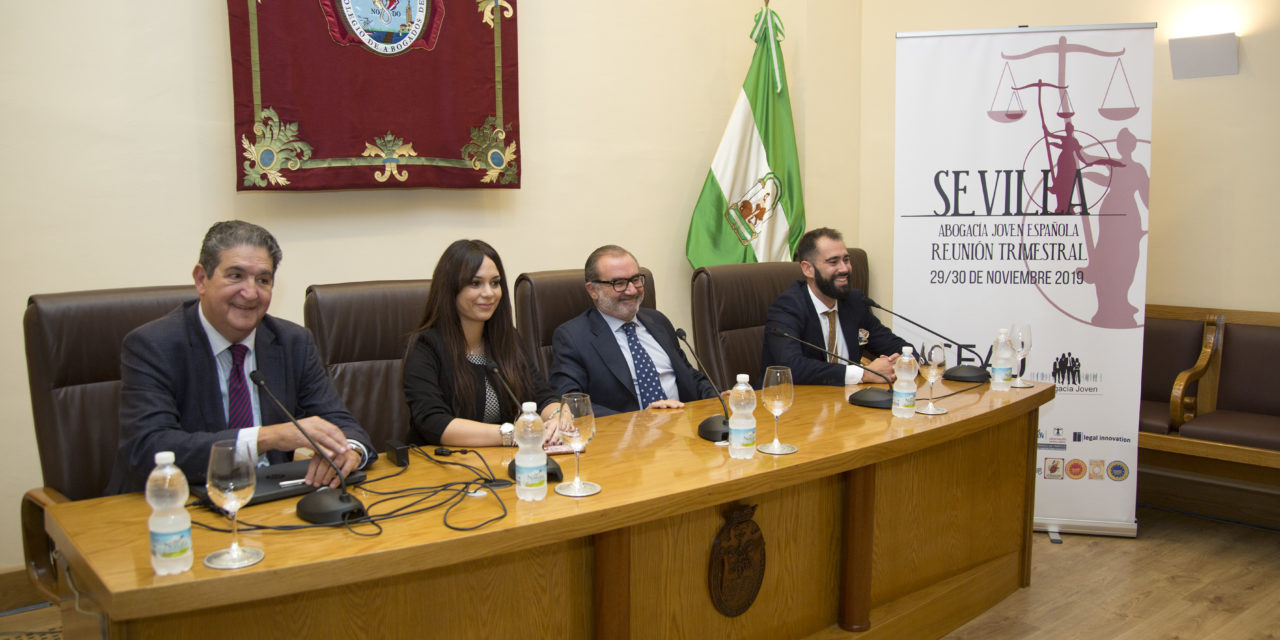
[1168,314,1223,430]
[1140,313,1222,434]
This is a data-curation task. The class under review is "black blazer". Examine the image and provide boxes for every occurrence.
[761,280,910,386]
[549,307,717,417]
[107,300,374,494]
[402,328,558,445]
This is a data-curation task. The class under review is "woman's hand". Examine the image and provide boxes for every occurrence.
[541,404,566,445]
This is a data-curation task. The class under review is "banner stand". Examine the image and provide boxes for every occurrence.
[893,23,1156,537]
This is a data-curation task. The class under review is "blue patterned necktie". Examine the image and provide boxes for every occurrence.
[227,344,254,430]
[623,321,667,409]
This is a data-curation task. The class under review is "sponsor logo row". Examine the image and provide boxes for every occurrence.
[1037,429,1133,451]
[1039,458,1129,481]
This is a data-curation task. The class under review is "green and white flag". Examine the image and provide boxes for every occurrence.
[686,7,805,269]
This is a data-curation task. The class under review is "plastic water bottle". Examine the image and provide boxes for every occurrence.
[514,402,548,501]
[146,451,193,575]
[891,346,919,418]
[991,328,1015,391]
[728,374,757,459]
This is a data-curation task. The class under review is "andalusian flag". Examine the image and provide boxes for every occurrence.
[685,7,805,269]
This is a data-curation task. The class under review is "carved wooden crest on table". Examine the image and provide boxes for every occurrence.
[707,503,765,617]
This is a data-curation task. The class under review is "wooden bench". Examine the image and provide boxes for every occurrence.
[1138,305,1280,528]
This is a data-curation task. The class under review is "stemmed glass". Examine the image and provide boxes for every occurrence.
[203,439,264,570]
[1011,324,1034,388]
[554,393,600,497]
[917,343,948,415]
[758,366,797,455]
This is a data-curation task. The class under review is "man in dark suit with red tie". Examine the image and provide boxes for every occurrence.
[106,221,374,494]
[549,245,717,417]
[762,227,911,386]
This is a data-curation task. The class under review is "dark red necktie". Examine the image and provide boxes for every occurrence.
[227,344,253,430]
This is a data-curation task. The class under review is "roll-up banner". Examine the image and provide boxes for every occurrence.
[894,24,1155,536]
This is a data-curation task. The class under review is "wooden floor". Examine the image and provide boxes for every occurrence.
[0,601,59,640]
[945,506,1280,640]
[4,506,1277,640]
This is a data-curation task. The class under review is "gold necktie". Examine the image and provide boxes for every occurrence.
[823,309,839,363]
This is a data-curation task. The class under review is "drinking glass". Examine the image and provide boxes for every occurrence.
[758,366,797,455]
[1011,324,1034,388]
[554,393,601,497]
[917,343,948,415]
[203,439,264,570]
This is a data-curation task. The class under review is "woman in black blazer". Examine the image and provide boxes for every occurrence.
[403,239,562,446]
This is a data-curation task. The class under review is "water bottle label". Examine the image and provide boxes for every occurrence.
[992,366,1012,382]
[150,528,192,559]
[515,463,546,488]
[729,426,755,448]
[892,389,916,410]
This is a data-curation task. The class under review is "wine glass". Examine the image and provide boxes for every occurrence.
[917,343,948,415]
[203,439,264,570]
[1011,324,1034,388]
[554,393,600,497]
[758,366,797,455]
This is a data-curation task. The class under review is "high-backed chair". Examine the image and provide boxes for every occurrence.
[690,249,869,390]
[23,285,195,601]
[25,286,197,500]
[303,279,431,450]
[1138,314,1221,434]
[513,268,655,377]
[1179,322,1280,450]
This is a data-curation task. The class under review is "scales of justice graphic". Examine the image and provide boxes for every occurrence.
[986,36,1149,329]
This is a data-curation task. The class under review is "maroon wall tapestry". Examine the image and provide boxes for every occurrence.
[227,0,520,190]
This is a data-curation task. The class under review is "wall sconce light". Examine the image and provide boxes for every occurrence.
[1168,32,1238,79]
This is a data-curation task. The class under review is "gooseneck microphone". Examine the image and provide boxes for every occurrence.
[249,371,365,525]
[484,358,523,410]
[674,328,731,442]
[768,327,894,409]
[860,296,990,383]
[484,359,562,482]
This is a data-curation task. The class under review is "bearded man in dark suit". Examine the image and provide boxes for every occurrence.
[762,227,911,386]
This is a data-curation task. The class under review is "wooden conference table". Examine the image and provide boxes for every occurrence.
[44,382,1053,639]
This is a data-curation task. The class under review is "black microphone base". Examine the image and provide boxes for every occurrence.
[506,456,564,483]
[296,488,365,525]
[697,415,729,442]
[944,365,990,383]
[848,387,892,409]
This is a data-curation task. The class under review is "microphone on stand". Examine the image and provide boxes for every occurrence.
[674,328,731,442]
[861,296,991,383]
[483,358,523,412]
[768,328,893,409]
[249,371,365,525]
[484,359,562,482]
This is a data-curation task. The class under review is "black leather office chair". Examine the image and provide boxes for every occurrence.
[303,279,432,450]
[689,249,869,390]
[513,268,655,377]
[23,285,195,602]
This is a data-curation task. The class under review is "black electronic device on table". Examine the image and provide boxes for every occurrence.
[192,459,367,510]
[505,456,563,483]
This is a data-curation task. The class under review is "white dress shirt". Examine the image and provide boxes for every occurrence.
[197,307,266,463]
[805,286,865,385]
[601,312,680,404]
[197,308,367,467]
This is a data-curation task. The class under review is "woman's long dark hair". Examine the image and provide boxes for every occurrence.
[413,239,537,420]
